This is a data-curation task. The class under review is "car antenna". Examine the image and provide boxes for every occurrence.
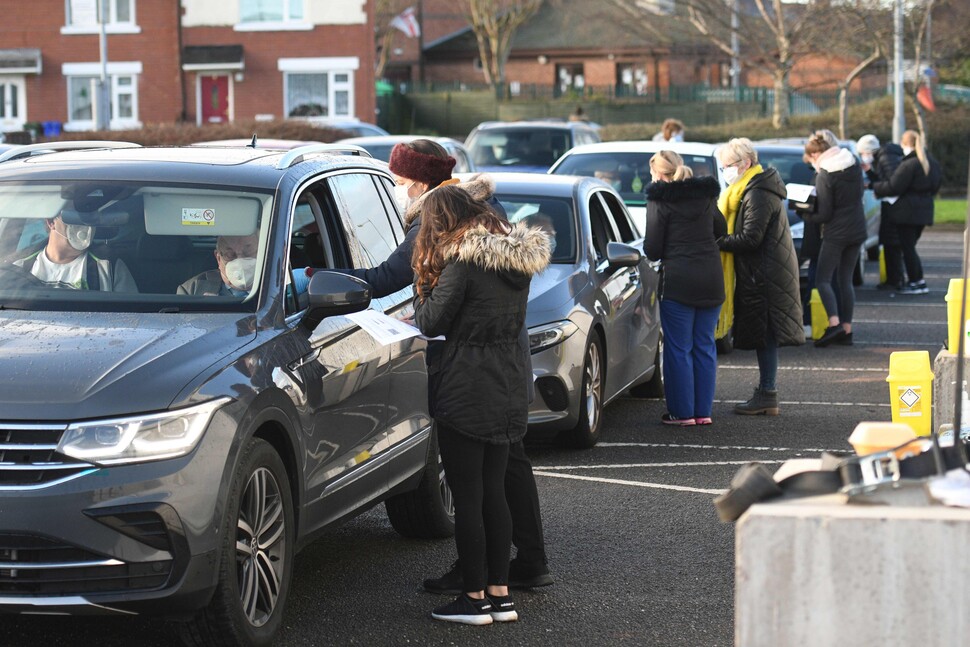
[248,134,258,149]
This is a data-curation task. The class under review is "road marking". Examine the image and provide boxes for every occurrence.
[720,365,885,372]
[716,398,890,407]
[853,319,944,325]
[597,442,845,453]
[851,341,941,347]
[537,460,784,470]
[858,302,944,308]
[532,470,724,495]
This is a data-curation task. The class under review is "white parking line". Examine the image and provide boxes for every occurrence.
[597,442,845,452]
[720,365,884,372]
[858,302,944,308]
[716,398,890,407]
[852,319,944,325]
[536,460,784,470]
[532,470,724,495]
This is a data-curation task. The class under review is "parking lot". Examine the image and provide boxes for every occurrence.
[5,228,960,645]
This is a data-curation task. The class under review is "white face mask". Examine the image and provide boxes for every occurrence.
[722,165,740,185]
[54,222,94,251]
[224,257,257,292]
[902,146,914,157]
[671,131,684,143]
[394,182,414,212]
[861,153,874,165]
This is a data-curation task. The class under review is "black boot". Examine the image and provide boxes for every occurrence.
[814,325,847,348]
[734,388,779,416]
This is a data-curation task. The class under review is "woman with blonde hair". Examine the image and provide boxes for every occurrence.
[870,129,943,295]
[715,138,804,415]
[643,151,726,425]
[413,185,550,625]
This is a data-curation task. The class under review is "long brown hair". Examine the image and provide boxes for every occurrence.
[412,185,507,300]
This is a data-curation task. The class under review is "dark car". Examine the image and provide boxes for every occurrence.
[471,172,662,447]
[0,142,451,645]
[465,120,601,174]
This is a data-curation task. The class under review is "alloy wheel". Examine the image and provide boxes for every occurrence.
[236,466,287,627]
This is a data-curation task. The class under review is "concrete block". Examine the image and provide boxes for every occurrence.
[736,497,970,647]
[932,348,970,432]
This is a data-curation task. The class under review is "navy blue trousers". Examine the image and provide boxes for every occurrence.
[659,299,721,419]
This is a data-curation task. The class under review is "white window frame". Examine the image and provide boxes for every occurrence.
[62,0,140,34]
[235,0,310,31]
[62,62,142,131]
[278,58,358,120]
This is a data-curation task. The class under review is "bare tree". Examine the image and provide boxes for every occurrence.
[907,0,936,142]
[457,0,544,98]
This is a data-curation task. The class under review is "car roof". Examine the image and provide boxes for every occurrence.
[457,171,597,198]
[470,120,596,133]
[0,144,388,188]
[336,135,463,147]
[192,138,324,150]
[560,140,722,156]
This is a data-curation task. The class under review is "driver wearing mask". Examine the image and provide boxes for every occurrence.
[177,234,259,297]
[14,213,138,292]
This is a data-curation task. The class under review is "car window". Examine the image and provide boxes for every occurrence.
[587,192,619,261]
[467,128,571,169]
[450,147,473,173]
[0,181,274,310]
[495,194,576,264]
[597,191,638,243]
[327,172,400,271]
[757,150,815,185]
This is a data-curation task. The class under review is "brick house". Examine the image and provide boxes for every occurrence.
[0,0,376,135]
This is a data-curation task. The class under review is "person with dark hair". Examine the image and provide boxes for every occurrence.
[331,140,555,595]
[801,130,867,347]
[857,134,905,291]
[413,185,550,625]
[643,150,726,426]
[870,129,943,296]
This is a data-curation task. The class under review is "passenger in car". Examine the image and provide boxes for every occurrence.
[14,213,138,292]
[413,185,550,625]
[177,234,258,297]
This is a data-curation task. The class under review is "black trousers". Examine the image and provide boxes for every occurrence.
[437,422,512,592]
[897,224,925,283]
[506,440,547,566]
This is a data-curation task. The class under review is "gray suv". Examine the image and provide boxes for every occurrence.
[0,142,452,645]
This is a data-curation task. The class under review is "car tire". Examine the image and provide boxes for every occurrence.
[629,333,664,398]
[560,334,604,449]
[715,326,734,355]
[178,438,294,647]
[385,426,455,539]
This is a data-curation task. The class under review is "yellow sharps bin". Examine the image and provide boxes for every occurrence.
[886,350,933,437]
[944,278,970,353]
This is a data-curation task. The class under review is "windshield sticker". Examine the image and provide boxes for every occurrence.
[182,208,216,226]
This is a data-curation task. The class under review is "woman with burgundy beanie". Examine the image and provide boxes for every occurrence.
[339,139,554,608]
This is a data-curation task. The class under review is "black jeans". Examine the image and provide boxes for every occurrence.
[897,224,925,283]
[815,240,860,324]
[437,422,512,592]
[506,440,547,567]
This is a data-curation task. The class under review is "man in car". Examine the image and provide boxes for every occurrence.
[14,213,137,292]
[178,234,259,296]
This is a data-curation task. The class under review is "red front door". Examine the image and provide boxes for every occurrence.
[200,75,230,124]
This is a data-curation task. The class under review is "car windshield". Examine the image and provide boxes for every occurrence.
[0,181,274,312]
[552,152,717,207]
[756,150,816,185]
[495,194,575,264]
[358,143,395,162]
[467,128,571,170]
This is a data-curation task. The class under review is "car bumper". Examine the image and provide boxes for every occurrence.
[527,326,589,434]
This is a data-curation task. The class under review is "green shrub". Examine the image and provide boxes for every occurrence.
[43,119,347,147]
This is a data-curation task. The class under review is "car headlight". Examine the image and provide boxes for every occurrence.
[57,398,231,465]
[529,320,579,353]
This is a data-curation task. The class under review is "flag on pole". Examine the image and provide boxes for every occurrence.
[390,7,421,38]
[917,84,936,112]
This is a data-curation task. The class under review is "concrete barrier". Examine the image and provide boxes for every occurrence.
[736,494,970,646]
[932,348,970,433]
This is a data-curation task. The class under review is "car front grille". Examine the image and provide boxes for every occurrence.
[0,423,96,489]
[0,534,172,595]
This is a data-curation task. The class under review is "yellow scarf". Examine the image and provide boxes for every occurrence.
[715,163,762,338]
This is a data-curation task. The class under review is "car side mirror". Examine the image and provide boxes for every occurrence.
[606,241,642,268]
[301,271,372,330]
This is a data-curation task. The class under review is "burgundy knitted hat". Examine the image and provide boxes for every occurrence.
[388,143,456,187]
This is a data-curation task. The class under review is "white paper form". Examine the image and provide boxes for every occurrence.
[345,309,423,345]
[785,183,816,202]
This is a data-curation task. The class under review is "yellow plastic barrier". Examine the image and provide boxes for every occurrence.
[878,246,887,284]
[886,350,934,437]
[944,278,970,353]
[809,288,827,340]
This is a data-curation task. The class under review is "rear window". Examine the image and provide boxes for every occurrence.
[756,150,815,185]
[467,128,572,170]
[495,194,575,264]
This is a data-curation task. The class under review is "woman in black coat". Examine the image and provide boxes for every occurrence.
[857,134,905,290]
[801,131,868,347]
[643,151,726,426]
[871,129,943,295]
[413,186,550,625]
[716,138,804,416]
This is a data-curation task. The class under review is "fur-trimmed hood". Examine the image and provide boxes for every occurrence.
[447,223,551,286]
[403,173,498,227]
[644,175,721,202]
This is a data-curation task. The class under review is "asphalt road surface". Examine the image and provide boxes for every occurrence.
[5,228,962,647]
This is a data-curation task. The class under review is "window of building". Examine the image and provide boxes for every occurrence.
[236,0,309,30]
[63,63,141,130]
[555,64,584,98]
[278,58,358,119]
[63,0,138,33]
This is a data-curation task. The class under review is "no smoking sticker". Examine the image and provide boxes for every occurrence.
[182,208,216,226]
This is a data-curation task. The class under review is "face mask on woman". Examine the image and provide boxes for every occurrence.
[902,146,914,157]
[394,182,415,212]
[861,153,874,165]
[722,165,740,185]
[225,257,257,292]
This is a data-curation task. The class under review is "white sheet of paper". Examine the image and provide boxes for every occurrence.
[882,195,899,205]
[785,183,816,202]
[345,309,423,345]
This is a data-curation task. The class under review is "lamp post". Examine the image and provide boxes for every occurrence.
[96,0,110,131]
[892,0,905,142]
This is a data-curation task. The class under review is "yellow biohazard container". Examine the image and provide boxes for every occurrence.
[944,278,970,353]
[886,350,934,437]
[878,246,887,284]
[809,288,827,340]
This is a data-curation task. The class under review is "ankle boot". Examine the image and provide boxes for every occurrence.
[734,388,779,416]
